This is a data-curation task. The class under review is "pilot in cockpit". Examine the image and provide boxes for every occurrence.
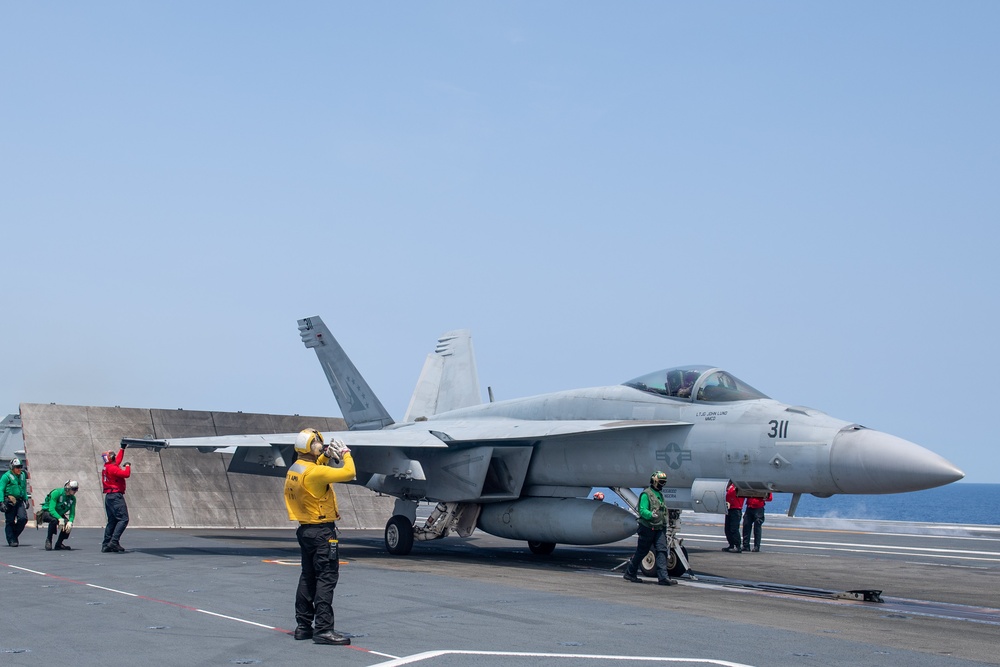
[666,369,684,397]
[676,371,699,398]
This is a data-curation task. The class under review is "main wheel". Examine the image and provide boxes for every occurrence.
[385,515,414,555]
[527,540,556,555]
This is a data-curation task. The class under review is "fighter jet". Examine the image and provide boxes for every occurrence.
[125,316,964,574]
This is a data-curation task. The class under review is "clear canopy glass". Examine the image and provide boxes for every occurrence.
[623,365,769,402]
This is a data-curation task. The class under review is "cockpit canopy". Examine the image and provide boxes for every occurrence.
[623,365,769,402]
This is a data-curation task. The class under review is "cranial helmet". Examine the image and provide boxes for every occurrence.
[65,480,79,491]
[10,458,21,468]
[294,428,325,455]
[650,471,668,491]
[101,451,116,464]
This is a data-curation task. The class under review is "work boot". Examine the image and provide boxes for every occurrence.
[293,625,313,640]
[45,538,53,551]
[721,546,734,552]
[55,540,72,550]
[623,572,641,583]
[110,543,126,553]
[312,630,350,646]
[101,545,112,553]
[657,578,678,586]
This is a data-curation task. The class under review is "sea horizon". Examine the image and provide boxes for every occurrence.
[594,482,1000,527]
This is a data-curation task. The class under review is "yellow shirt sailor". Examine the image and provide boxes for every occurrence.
[283,428,356,645]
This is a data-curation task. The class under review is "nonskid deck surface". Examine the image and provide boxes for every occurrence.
[2,519,998,666]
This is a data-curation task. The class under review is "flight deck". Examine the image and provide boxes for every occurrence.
[2,516,998,667]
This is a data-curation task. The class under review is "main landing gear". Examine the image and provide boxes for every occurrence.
[527,540,556,555]
[383,501,480,556]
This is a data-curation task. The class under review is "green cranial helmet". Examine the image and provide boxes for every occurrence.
[650,471,667,490]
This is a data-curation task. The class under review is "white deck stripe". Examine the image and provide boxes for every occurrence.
[369,650,755,667]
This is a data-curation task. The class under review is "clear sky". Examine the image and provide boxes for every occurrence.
[3,3,997,482]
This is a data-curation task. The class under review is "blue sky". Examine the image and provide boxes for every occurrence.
[2,3,997,482]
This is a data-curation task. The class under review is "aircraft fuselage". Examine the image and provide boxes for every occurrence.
[405,385,960,502]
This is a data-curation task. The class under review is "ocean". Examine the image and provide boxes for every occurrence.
[594,483,1000,526]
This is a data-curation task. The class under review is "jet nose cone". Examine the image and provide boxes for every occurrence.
[830,428,964,494]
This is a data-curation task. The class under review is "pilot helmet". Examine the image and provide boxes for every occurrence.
[65,480,79,492]
[650,471,668,491]
[10,458,22,469]
[294,428,325,455]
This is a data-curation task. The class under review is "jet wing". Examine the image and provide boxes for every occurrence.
[121,429,450,452]
[396,418,691,443]
[122,419,689,452]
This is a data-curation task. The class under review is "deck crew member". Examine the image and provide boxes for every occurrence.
[1,458,29,547]
[742,492,773,552]
[623,470,677,586]
[41,480,79,551]
[284,428,356,645]
[723,481,744,552]
[101,447,131,553]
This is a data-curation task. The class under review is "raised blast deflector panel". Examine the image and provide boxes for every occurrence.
[477,497,637,545]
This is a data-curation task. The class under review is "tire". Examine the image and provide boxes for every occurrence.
[640,545,690,577]
[385,515,414,556]
[640,550,656,576]
[668,545,690,577]
[527,540,556,555]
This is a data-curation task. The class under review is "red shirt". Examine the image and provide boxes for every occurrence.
[102,449,131,493]
[726,484,745,510]
[746,493,772,510]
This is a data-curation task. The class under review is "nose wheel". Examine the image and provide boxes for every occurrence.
[385,515,414,555]
[640,545,689,578]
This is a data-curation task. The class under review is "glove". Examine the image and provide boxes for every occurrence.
[64,521,73,535]
[650,510,660,521]
[322,439,350,465]
[124,462,131,468]
[6,495,14,504]
[121,442,128,449]
[58,517,66,529]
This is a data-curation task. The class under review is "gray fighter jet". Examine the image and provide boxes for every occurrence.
[126,316,964,573]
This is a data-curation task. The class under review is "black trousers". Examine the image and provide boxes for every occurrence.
[39,510,69,545]
[725,508,743,548]
[4,500,27,544]
[624,524,669,580]
[103,492,129,547]
[295,522,340,633]
[742,506,765,549]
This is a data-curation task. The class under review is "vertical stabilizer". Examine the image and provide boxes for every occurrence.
[404,330,481,421]
[298,316,394,430]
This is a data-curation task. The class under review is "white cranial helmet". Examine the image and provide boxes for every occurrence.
[294,428,324,455]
